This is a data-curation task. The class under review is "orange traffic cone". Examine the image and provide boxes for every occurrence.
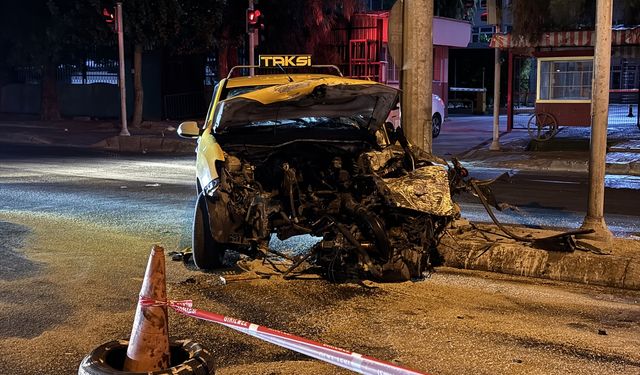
[123,245,171,371]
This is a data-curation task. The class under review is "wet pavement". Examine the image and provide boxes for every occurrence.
[0,120,639,374]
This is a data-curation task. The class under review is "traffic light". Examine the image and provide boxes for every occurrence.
[246,9,264,33]
[102,7,116,32]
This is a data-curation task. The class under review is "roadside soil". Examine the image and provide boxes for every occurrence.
[1,212,639,375]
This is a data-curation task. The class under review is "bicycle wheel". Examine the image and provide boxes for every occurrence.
[527,112,558,141]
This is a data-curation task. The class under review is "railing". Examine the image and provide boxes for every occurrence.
[163,91,206,120]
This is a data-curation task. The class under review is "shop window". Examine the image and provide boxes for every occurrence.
[537,57,593,102]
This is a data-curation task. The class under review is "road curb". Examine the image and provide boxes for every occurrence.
[92,135,195,154]
[462,155,640,176]
[438,237,640,290]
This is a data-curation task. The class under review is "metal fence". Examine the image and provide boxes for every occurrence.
[163,91,206,120]
[204,55,218,86]
[62,59,119,85]
[12,59,118,85]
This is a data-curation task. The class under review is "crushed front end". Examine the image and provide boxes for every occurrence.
[198,78,459,281]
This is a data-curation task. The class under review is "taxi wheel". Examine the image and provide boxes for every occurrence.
[432,114,442,138]
[193,195,225,269]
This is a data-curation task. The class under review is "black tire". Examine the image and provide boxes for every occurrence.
[356,210,391,264]
[78,339,215,375]
[432,113,442,138]
[193,194,225,269]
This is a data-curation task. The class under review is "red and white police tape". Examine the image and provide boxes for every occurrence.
[140,297,429,375]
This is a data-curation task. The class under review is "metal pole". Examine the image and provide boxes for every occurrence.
[489,25,501,151]
[116,2,129,136]
[248,0,255,76]
[637,87,640,129]
[402,0,433,153]
[580,0,613,242]
[506,50,513,132]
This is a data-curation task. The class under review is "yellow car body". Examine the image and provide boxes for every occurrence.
[182,73,372,194]
[177,63,457,278]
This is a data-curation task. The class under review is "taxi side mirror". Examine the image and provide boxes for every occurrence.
[177,121,200,138]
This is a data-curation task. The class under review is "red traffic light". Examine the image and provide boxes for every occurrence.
[102,8,115,24]
[246,9,263,33]
[480,11,488,22]
[247,9,261,24]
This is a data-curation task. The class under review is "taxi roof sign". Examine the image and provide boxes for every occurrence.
[259,55,311,68]
[226,59,343,79]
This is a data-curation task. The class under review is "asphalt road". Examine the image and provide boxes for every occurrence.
[0,144,639,374]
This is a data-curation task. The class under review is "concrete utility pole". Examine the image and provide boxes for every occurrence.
[116,2,129,136]
[402,0,433,153]
[580,0,613,242]
[489,25,501,151]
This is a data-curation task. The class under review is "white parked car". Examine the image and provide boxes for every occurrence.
[432,94,445,138]
[385,94,445,138]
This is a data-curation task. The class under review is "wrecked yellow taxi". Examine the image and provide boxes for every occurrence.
[178,59,457,281]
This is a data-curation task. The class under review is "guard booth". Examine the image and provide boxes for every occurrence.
[491,27,640,139]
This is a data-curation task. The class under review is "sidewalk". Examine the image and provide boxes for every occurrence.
[434,116,640,290]
[0,116,195,154]
[2,115,640,172]
[436,115,640,176]
[438,221,640,290]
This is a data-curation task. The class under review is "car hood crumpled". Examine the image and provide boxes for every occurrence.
[383,166,457,217]
[212,77,399,133]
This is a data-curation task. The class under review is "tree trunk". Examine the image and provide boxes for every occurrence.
[41,62,61,121]
[217,44,229,79]
[229,45,238,69]
[132,44,144,128]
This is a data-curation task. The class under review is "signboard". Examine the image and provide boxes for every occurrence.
[259,55,312,68]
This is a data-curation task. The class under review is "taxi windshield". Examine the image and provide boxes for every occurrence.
[225,85,273,99]
[237,116,366,130]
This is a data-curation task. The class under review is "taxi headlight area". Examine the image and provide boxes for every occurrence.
[203,178,220,197]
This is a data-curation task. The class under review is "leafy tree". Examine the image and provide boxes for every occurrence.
[212,0,363,77]
[257,0,360,56]
[213,0,246,78]
[0,0,109,120]
[512,0,640,43]
[121,0,181,127]
[622,0,640,25]
[121,0,224,127]
[511,0,551,43]
[435,0,477,21]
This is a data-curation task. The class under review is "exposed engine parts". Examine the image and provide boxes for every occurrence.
[198,142,595,282]
[184,76,597,282]
[202,141,456,282]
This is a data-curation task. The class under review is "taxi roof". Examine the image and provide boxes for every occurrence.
[225,74,340,88]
